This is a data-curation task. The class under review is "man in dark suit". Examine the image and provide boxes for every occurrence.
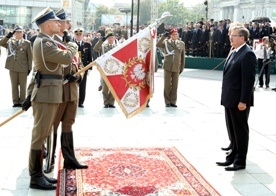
[74,28,92,108]
[181,25,192,56]
[191,23,201,56]
[216,25,256,171]
[214,23,228,58]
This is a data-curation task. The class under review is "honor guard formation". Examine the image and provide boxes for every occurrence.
[1,5,276,193]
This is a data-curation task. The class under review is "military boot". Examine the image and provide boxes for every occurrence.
[44,133,58,173]
[61,132,88,169]
[29,149,56,190]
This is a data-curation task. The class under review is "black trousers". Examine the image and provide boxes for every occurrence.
[78,70,88,105]
[258,59,270,87]
[225,107,250,166]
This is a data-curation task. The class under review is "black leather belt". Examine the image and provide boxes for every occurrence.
[40,74,63,80]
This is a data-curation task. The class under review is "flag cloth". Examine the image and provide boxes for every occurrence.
[95,27,157,118]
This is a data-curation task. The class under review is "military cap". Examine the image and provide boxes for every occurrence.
[74,28,84,34]
[169,28,178,34]
[32,7,60,26]
[105,28,114,38]
[55,8,71,21]
[14,25,23,31]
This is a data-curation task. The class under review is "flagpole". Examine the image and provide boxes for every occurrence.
[63,61,97,85]
[0,110,24,127]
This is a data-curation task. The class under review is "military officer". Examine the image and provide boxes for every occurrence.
[74,28,93,108]
[22,7,78,190]
[48,8,87,173]
[156,28,185,107]
[0,25,32,107]
[93,28,117,108]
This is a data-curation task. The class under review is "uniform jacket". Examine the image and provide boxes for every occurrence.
[0,36,32,72]
[93,39,117,55]
[76,41,92,68]
[53,34,83,102]
[221,44,256,108]
[156,35,185,73]
[29,33,78,104]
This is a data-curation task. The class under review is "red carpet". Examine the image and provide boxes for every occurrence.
[56,147,220,196]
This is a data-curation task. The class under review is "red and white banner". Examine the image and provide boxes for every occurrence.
[95,26,157,118]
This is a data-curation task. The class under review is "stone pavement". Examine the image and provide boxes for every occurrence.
[0,48,276,196]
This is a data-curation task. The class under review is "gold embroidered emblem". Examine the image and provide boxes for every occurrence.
[122,92,139,108]
[103,58,120,74]
[122,57,147,91]
[138,37,151,53]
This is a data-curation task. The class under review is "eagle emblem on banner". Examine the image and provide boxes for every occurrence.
[95,27,156,118]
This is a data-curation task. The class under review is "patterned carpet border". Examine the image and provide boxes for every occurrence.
[56,147,220,196]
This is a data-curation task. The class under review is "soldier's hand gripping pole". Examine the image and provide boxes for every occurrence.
[63,61,96,85]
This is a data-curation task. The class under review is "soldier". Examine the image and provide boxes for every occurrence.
[156,28,185,107]
[74,28,93,108]
[93,28,117,108]
[0,25,32,107]
[46,8,87,173]
[22,7,78,190]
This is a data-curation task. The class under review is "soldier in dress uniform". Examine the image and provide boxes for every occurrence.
[156,28,185,107]
[0,25,32,107]
[45,8,87,173]
[21,7,78,190]
[74,28,93,108]
[93,28,117,108]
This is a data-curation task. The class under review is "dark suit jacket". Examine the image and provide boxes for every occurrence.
[221,44,256,108]
[191,29,201,44]
[77,41,92,67]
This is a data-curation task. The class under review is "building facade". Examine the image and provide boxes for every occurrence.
[0,0,85,30]
[209,0,276,23]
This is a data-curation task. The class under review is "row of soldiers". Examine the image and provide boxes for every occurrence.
[0,7,92,190]
[0,7,137,190]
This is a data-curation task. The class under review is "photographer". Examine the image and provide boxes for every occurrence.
[254,36,271,89]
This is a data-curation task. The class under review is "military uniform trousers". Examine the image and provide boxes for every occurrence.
[53,100,77,134]
[102,80,115,106]
[78,71,88,106]
[9,70,28,104]
[164,70,179,105]
[30,102,59,149]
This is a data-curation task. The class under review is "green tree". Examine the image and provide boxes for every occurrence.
[136,0,151,25]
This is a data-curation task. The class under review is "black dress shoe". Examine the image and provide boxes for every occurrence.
[170,103,177,107]
[104,105,109,108]
[43,174,58,184]
[13,104,22,107]
[146,104,149,107]
[221,146,231,151]
[225,165,245,171]
[165,104,170,107]
[30,176,56,190]
[216,161,233,166]
[78,104,84,108]
[109,105,115,108]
